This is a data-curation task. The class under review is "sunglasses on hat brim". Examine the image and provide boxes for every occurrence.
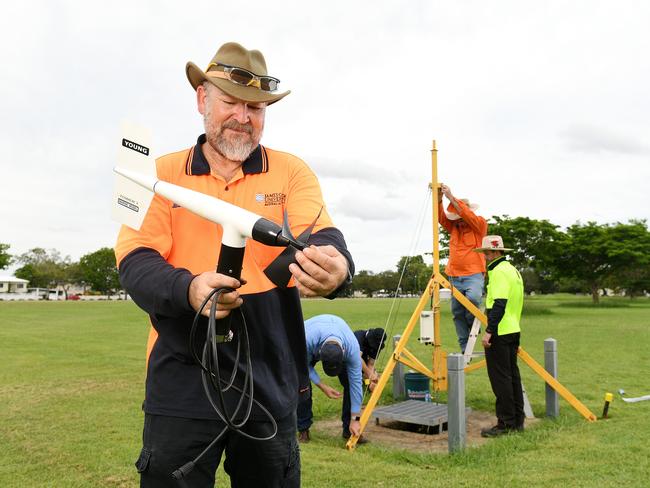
[206,62,280,92]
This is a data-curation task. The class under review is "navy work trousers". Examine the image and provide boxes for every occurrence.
[135,412,300,487]
[485,332,525,428]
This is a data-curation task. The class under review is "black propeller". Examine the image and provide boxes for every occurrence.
[263,208,322,288]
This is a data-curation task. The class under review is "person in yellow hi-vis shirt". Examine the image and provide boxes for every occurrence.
[474,235,525,437]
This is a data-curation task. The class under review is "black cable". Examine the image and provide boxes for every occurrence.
[202,291,252,430]
[173,287,277,483]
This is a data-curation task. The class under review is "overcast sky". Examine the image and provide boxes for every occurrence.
[2,1,649,273]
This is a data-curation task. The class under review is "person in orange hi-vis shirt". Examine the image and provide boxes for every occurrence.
[438,183,488,353]
[115,42,353,488]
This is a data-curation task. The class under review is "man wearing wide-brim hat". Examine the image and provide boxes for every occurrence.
[438,183,488,353]
[473,235,525,437]
[116,42,354,487]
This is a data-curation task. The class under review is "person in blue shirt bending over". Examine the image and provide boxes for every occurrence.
[297,314,368,444]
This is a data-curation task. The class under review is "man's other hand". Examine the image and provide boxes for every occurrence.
[289,245,349,297]
[349,419,361,437]
[188,272,243,318]
[318,383,342,399]
[440,183,453,199]
[482,332,492,349]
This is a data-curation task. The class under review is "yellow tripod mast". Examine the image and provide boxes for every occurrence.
[346,141,595,450]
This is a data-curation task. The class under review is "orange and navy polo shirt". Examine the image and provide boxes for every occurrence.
[115,134,354,420]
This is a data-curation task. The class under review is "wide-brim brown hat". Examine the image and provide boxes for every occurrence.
[186,42,290,105]
[474,235,513,253]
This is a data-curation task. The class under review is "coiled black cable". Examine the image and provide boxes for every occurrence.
[172,287,277,483]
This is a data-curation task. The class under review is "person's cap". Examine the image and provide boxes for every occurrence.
[186,42,290,105]
[366,328,387,356]
[445,198,479,221]
[320,341,344,377]
[474,235,513,253]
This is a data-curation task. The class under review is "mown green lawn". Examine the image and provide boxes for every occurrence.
[1,295,649,487]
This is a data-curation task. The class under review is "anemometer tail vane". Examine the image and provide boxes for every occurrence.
[111,122,156,231]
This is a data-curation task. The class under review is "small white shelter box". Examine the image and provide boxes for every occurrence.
[419,310,434,344]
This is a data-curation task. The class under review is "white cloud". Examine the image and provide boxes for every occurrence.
[334,193,410,222]
[561,125,650,156]
[306,156,403,185]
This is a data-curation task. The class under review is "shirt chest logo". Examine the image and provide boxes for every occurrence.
[255,192,286,206]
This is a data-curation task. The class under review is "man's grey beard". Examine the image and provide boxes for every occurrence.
[204,115,261,162]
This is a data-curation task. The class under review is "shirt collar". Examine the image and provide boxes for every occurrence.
[487,255,507,271]
[185,134,268,176]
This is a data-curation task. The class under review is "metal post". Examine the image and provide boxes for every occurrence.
[544,338,559,418]
[392,335,405,399]
[447,354,466,453]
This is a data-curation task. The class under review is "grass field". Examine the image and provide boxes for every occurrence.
[1,295,649,487]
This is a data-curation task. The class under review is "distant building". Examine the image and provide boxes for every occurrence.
[0,275,29,294]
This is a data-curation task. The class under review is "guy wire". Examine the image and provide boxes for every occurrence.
[362,186,432,401]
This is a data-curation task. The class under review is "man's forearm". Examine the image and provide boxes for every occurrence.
[349,372,364,413]
[486,298,507,334]
[446,192,463,215]
[309,367,321,386]
[119,247,195,318]
[361,359,372,378]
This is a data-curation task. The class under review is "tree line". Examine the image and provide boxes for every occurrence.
[0,246,120,298]
[2,217,648,303]
[348,217,650,304]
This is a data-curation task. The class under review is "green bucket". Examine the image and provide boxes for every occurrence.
[404,372,430,401]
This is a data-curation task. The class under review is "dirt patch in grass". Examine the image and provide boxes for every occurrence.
[314,409,538,453]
